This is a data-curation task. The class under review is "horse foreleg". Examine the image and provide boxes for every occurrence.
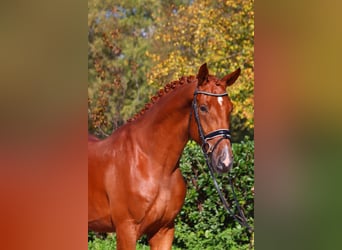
[115,222,138,250]
[148,224,175,250]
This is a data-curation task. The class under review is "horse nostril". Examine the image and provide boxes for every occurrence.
[220,155,233,169]
[215,159,231,174]
[221,153,231,165]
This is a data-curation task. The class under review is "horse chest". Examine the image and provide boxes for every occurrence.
[142,171,186,229]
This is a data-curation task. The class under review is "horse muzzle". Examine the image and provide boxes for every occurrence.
[206,140,233,174]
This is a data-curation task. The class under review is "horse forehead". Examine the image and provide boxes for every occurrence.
[207,76,220,86]
[202,80,225,93]
[200,81,228,100]
[214,96,232,110]
[218,96,223,106]
[199,78,231,107]
[206,91,233,110]
[199,93,232,112]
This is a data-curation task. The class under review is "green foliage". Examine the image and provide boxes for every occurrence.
[88,233,116,250]
[174,138,254,249]
[88,138,254,249]
[88,233,183,250]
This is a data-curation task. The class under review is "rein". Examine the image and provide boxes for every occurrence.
[192,89,254,234]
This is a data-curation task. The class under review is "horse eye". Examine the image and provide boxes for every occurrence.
[199,105,208,113]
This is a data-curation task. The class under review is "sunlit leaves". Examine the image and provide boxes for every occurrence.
[145,0,254,139]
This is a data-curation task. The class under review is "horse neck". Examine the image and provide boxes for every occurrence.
[132,82,196,169]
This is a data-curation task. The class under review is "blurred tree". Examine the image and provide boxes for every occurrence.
[88,0,162,136]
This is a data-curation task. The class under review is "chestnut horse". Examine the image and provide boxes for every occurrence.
[88,63,241,249]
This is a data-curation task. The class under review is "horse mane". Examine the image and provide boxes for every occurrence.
[127,75,197,123]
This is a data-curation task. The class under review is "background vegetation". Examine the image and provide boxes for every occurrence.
[88,0,254,248]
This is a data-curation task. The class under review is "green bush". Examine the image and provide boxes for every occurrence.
[88,233,182,250]
[88,233,116,250]
[88,138,254,249]
[174,138,254,249]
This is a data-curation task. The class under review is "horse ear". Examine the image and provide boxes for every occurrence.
[197,63,209,86]
[221,68,241,87]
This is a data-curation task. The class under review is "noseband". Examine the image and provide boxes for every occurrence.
[192,89,231,155]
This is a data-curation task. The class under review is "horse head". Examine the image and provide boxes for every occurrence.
[189,63,241,174]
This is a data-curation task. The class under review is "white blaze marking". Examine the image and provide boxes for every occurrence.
[218,97,223,106]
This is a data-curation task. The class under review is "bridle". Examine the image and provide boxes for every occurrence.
[191,88,254,234]
[192,89,231,155]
